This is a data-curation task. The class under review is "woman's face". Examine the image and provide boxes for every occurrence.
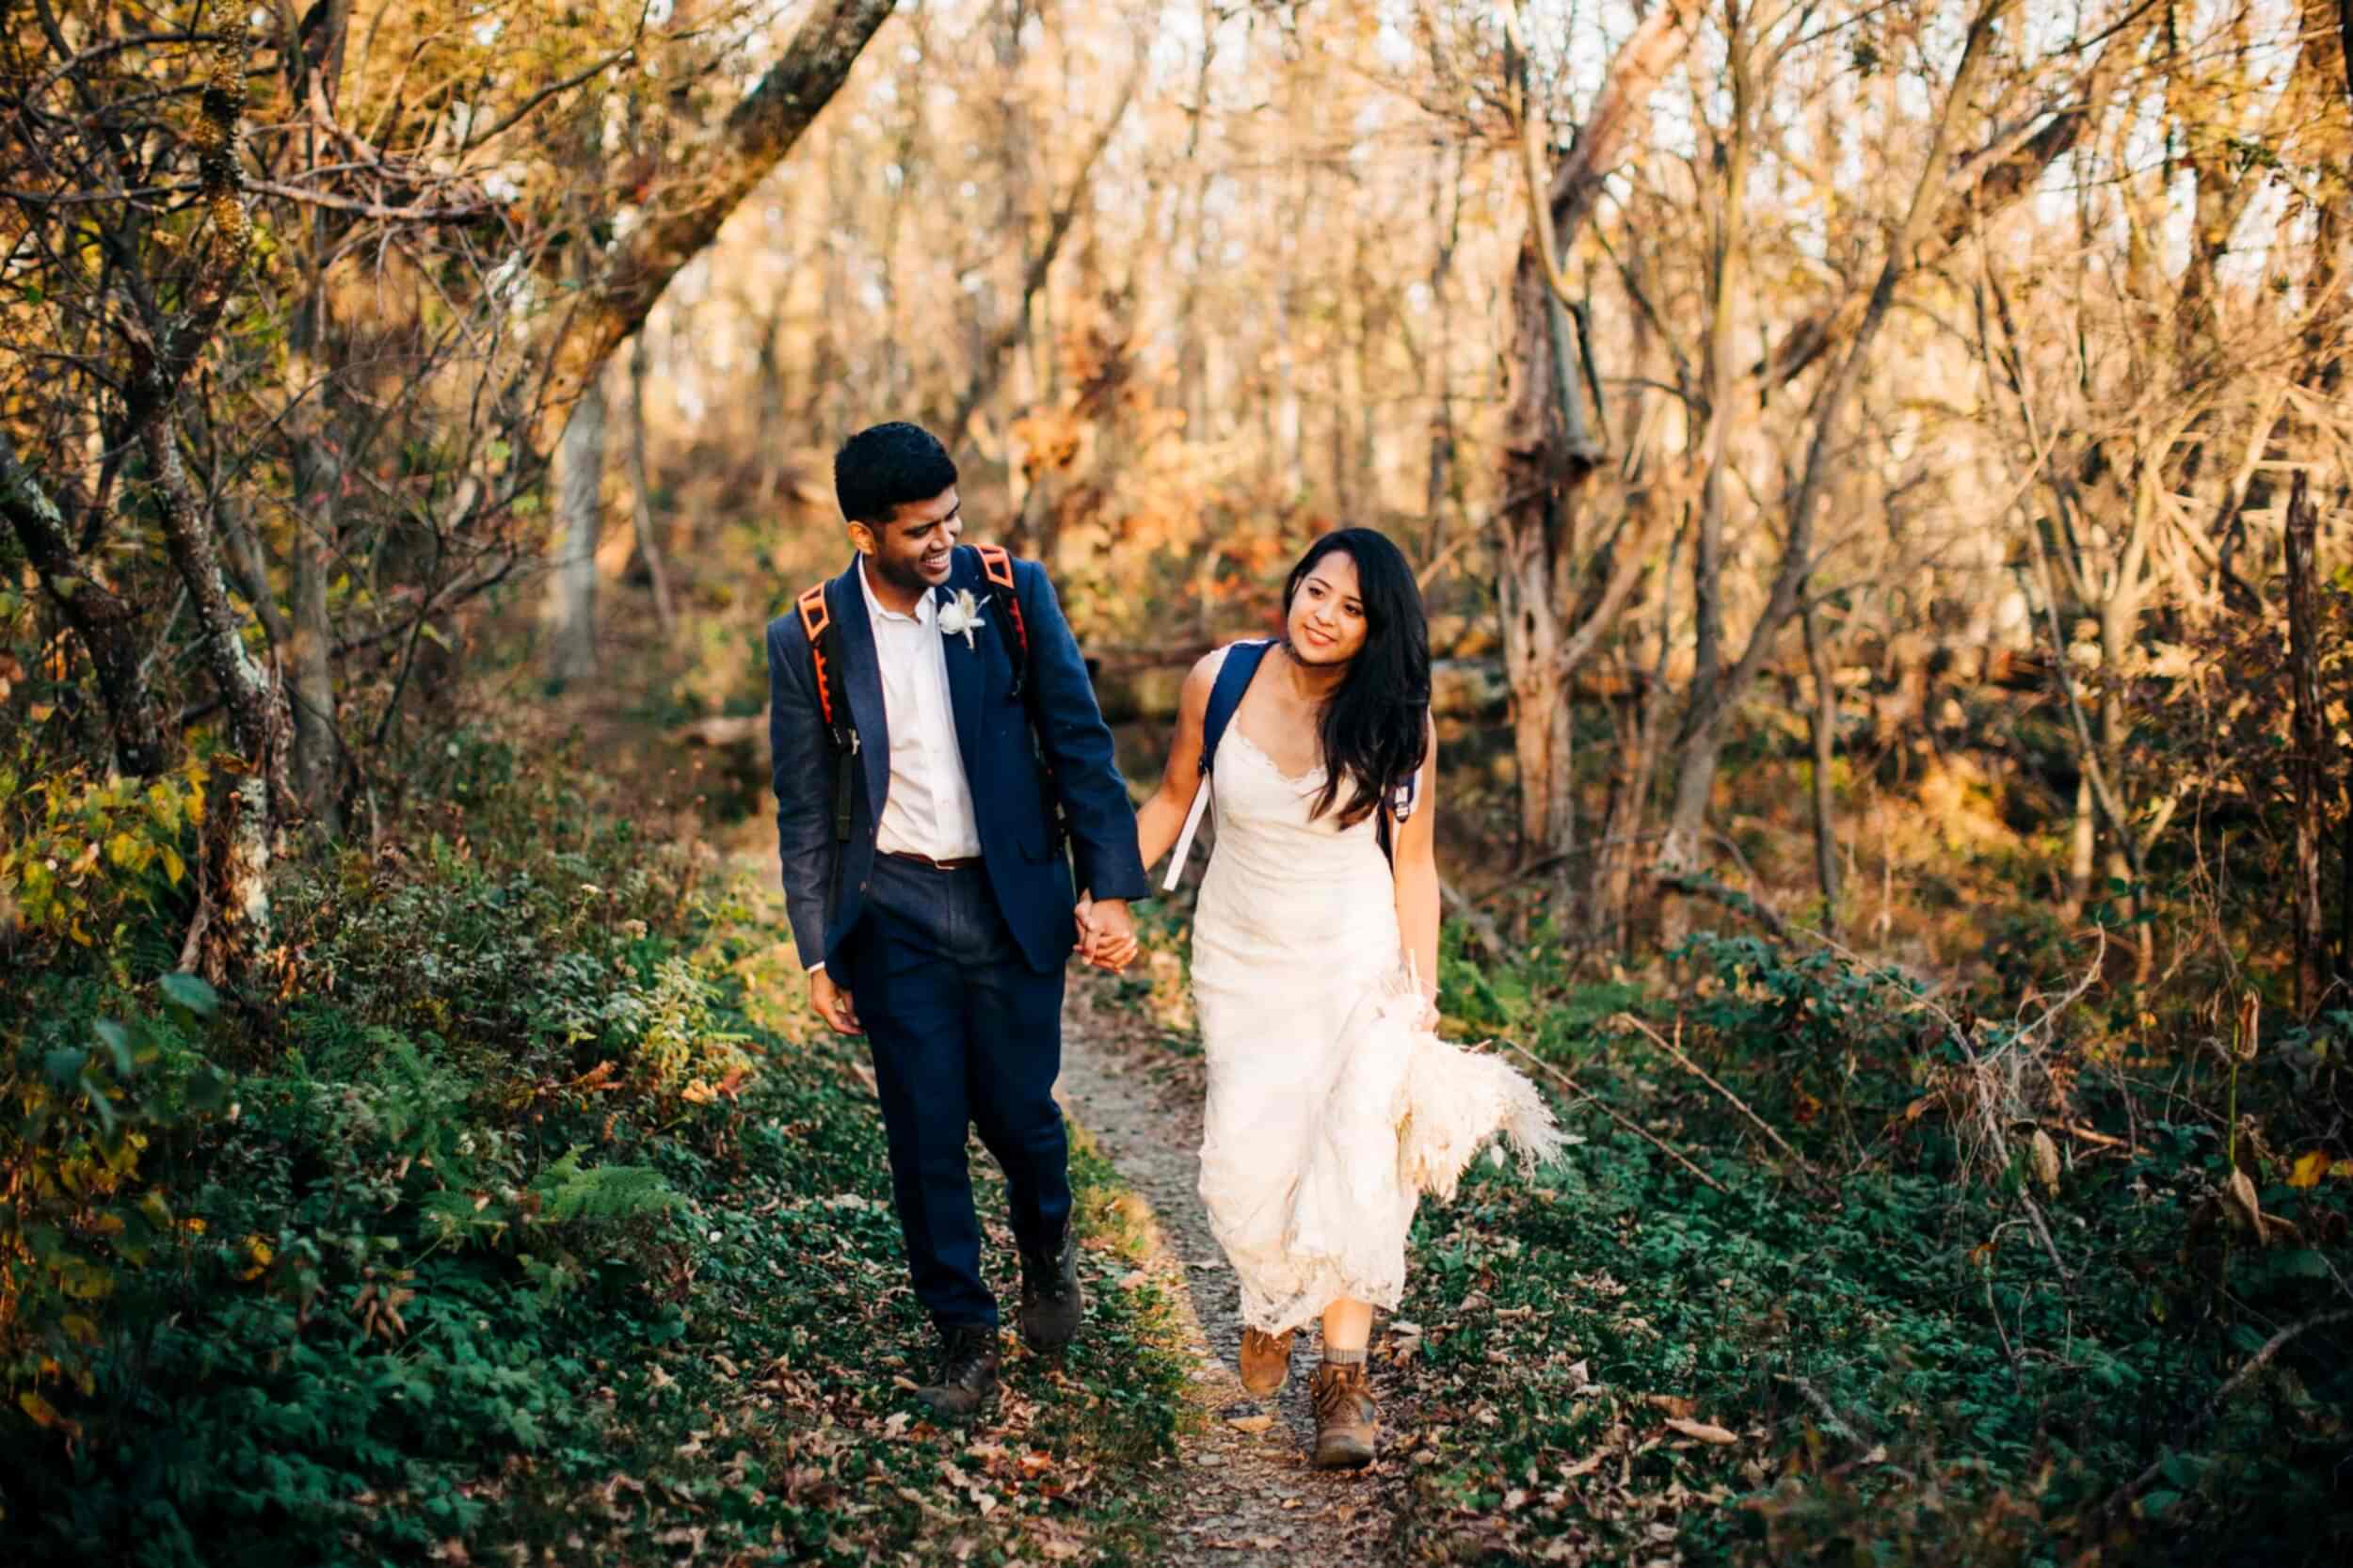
[1287,550,1369,667]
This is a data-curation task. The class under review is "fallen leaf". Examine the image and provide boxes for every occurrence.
[1561,1449,1608,1480]
[1225,1413,1274,1433]
[1664,1416,1738,1445]
[2029,1128,2061,1195]
[1642,1393,1697,1419]
[2289,1150,2329,1189]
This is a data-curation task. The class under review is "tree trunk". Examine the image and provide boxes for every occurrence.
[627,334,677,634]
[285,275,344,834]
[549,372,608,683]
[1495,2,1697,864]
[1424,141,1464,562]
[280,0,354,833]
[2,444,168,776]
[1661,1,2006,880]
[2286,471,2327,1016]
[1666,30,1749,882]
[146,404,289,962]
[2068,773,2096,916]
[535,0,896,444]
[1802,598,1841,929]
[1497,216,1579,858]
[288,462,342,833]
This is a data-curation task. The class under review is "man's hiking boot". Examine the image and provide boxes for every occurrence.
[916,1323,1000,1419]
[1017,1232,1083,1352]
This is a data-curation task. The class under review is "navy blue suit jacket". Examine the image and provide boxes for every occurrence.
[766,547,1150,976]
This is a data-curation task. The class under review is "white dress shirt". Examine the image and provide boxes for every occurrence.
[809,561,984,979]
[861,557,983,862]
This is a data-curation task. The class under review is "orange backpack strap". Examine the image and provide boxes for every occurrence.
[795,579,859,841]
[794,583,839,731]
[972,543,1028,657]
[974,542,1017,593]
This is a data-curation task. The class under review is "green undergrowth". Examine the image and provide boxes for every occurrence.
[1385,925,2353,1567]
[1111,905,2352,1565]
[3,737,1183,1565]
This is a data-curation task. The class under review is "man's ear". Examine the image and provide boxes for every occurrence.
[846,520,876,556]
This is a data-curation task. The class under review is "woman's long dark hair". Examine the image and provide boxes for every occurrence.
[1284,527,1431,828]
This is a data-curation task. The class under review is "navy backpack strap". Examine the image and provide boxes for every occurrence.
[1199,639,1275,778]
[1162,640,1274,893]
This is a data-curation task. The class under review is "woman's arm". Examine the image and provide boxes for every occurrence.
[1391,717,1442,1010]
[1135,650,1222,876]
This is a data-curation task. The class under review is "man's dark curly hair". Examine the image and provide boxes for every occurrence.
[833,422,958,526]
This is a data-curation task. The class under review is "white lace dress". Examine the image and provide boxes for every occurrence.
[1182,648,1565,1336]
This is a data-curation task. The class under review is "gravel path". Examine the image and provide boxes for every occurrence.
[1056,981,1410,1566]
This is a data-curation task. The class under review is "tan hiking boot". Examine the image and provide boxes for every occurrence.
[1309,1360,1379,1469]
[1238,1326,1295,1397]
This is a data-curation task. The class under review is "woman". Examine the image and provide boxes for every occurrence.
[1099,527,1561,1469]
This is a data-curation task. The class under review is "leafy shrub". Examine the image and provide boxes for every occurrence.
[0,743,205,966]
[3,737,1184,1564]
[1387,933,2353,1566]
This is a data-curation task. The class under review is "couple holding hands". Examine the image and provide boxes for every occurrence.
[768,422,1559,1468]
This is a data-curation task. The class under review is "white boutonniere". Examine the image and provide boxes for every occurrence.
[936,588,986,649]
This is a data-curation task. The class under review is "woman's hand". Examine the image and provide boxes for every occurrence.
[1074,892,1141,973]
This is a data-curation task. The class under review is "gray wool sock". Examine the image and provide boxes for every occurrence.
[1321,1343,1368,1366]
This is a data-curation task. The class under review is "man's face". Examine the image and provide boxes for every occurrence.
[853,486,961,595]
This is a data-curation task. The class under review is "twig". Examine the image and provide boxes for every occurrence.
[1415,524,1485,591]
[1775,1373,1878,1447]
[1984,1276,2026,1391]
[1491,1037,1727,1193]
[2019,1192,2073,1286]
[175,820,213,975]
[248,177,495,222]
[1440,876,1510,963]
[1614,1010,1819,1176]
[1655,871,1789,939]
[455,32,645,154]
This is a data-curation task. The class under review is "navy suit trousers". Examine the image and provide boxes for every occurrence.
[844,854,1071,1330]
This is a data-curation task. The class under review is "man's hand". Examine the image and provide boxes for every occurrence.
[809,968,863,1035]
[1080,896,1138,973]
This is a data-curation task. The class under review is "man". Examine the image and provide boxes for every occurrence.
[765,421,1146,1417]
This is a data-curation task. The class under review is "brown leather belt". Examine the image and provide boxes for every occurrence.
[883,850,984,872]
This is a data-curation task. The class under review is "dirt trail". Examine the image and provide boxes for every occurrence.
[1056,983,1410,1565]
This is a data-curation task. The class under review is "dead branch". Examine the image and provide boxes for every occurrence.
[1614,1010,1820,1176]
[1491,1036,1728,1193]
